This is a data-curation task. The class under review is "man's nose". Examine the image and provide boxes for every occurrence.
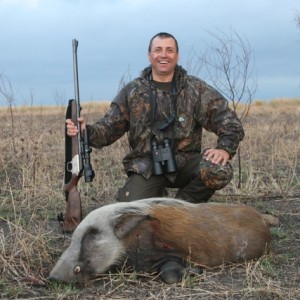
[160,49,168,57]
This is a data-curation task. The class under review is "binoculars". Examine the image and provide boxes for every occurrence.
[151,139,177,175]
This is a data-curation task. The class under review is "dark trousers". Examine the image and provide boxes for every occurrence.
[116,153,215,203]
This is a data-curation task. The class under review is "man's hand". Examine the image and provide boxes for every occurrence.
[66,117,86,137]
[204,148,230,166]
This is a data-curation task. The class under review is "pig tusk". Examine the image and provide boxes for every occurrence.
[74,266,81,274]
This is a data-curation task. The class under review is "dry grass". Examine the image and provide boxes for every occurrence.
[0,99,299,299]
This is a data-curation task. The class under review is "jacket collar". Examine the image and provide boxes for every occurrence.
[139,65,187,93]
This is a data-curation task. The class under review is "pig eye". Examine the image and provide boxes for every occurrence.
[81,227,102,246]
[88,227,100,236]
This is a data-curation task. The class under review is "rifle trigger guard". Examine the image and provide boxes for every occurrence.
[57,212,65,223]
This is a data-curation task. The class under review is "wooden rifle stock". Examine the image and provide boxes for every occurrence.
[63,174,82,232]
[59,39,94,234]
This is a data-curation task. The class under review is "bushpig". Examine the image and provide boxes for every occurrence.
[49,198,277,284]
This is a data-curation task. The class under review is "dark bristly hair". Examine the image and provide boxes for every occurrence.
[148,32,179,53]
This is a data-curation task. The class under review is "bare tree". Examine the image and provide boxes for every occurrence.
[189,29,257,188]
[0,73,17,153]
[53,89,67,107]
[191,28,256,121]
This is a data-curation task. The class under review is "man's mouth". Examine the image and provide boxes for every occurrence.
[159,60,168,64]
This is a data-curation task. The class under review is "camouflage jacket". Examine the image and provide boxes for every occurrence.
[87,65,245,180]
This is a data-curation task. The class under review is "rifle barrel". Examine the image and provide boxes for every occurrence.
[72,39,82,172]
[72,39,80,107]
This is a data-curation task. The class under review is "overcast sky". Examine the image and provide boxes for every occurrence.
[0,0,299,106]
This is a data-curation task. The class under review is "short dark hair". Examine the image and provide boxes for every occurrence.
[148,32,179,53]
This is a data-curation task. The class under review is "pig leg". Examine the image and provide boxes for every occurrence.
[159,260,185,284]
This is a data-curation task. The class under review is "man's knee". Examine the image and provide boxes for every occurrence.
[197,155,233,190]
[116,173,166,202]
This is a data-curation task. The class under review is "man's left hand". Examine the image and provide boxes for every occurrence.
[204,149,230,166]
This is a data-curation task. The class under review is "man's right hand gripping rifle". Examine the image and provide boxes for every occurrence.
[66,117,86,137]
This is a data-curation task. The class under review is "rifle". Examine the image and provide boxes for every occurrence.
[58,39,95,233]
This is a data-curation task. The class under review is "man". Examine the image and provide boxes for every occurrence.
[66,32,245,203]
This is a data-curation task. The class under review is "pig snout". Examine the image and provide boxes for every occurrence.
[48,252,82,283]
[49,223,125,283]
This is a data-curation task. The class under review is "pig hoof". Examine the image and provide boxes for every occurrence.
[186,266,203,275]
[159,261,185,284]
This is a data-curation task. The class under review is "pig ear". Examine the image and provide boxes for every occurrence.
[114,213,155,239]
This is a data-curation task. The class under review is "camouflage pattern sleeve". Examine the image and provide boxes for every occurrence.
[198,83,245,158]
[86,86,130,149]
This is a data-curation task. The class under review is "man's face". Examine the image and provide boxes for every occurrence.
[148,37,179,81]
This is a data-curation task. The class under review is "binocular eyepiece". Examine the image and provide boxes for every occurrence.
[151,139,177,175]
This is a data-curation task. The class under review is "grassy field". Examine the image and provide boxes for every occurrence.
[0,99,299,299]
